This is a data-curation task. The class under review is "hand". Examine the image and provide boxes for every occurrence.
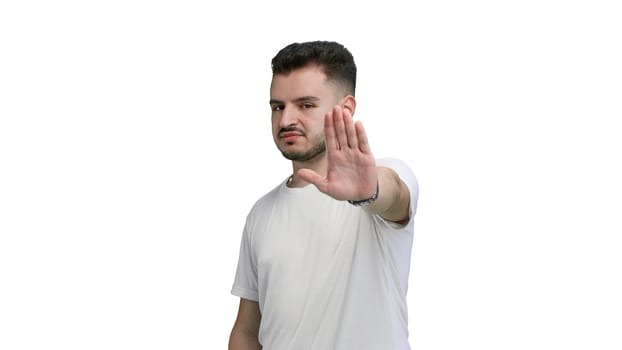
[298,105,378,201]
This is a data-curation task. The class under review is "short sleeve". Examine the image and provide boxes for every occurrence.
[231,220,259,302]
[376,157,419,224]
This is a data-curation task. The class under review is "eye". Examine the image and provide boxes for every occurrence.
[301,103,314,109]
[271,104,284,111]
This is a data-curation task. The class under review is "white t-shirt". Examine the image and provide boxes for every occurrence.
[231,158,419,350]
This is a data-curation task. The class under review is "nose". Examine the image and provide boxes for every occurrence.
[279,105,298,128]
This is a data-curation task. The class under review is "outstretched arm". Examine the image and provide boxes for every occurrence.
[298,106,410,223]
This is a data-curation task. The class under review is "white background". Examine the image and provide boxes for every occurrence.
[1,0,621,349]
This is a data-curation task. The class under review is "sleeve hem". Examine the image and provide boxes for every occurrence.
[231,286,259,302]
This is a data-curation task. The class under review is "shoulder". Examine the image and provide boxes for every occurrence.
[376,157,419,212]
[376,158,418,188]
[250,182,281,209]
[245,179,288,221]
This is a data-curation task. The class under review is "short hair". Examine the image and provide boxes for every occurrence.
[271,41,357,96]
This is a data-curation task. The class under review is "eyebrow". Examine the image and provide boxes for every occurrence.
[269,96,320,105]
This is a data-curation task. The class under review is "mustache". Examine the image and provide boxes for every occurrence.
[279,126,304,134]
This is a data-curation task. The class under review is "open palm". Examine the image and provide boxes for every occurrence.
[298,105,378,201]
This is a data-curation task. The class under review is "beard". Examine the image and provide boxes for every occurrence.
[280,139,326,162]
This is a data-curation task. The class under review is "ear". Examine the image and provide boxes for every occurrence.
[341,95,357,116]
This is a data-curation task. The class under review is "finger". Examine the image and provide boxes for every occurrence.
[342,107,358,149]
[355,120,372,154]
[324,109,339,151]
[332,106,348,150]
[297,168,328,193]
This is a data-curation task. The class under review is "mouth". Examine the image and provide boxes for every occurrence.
[279,131,303,140]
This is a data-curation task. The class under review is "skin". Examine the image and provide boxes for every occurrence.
[228,64,411,350]
[229,298,262,350]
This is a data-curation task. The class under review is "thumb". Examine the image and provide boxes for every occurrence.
[297,169,328,192]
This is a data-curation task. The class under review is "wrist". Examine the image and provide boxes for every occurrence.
[347,180,379,207]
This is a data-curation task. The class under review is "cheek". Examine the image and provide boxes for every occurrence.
[271,120,280,137]
[310,114,328,130]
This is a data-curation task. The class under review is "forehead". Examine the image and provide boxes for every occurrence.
[270,65,336,100]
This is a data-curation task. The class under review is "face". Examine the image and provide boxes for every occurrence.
[269,65,343,162]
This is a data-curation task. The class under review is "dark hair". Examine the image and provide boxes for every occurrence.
[271,41,357,96]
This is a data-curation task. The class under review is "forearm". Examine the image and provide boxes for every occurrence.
[365,166,410,223]
[229,330,262,350]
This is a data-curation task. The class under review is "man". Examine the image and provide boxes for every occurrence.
[229,41,419,350]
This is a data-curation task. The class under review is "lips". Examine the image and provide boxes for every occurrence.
[279,131,303,139]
